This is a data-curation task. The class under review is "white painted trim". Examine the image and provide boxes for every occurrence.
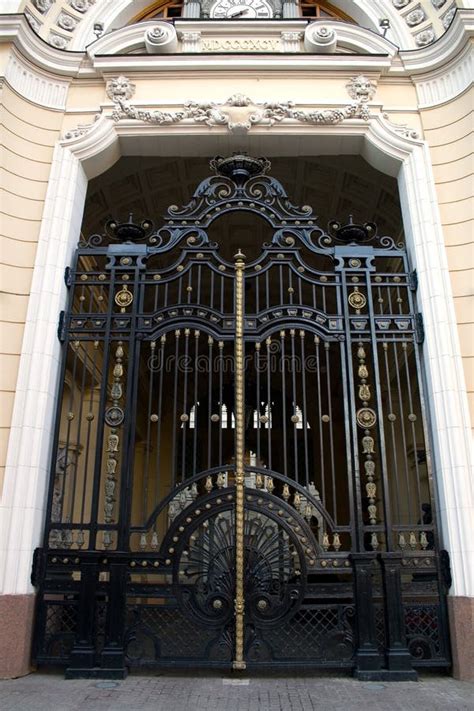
[67,0,416,52]
[397,144,474,598]
[1,9,473,91]
[414,42,473,108]
[1,114,472,599]
[0,14,84,76]
[2,1,24,10]
[0,144,88,595]
[86,18,397,65]
[5,49,70,109]
[399,8,474,74]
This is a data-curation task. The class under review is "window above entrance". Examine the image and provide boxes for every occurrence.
[131,0,185,21]
[129,0,354,21]
[21,0,455,50]
[299,1,353,21]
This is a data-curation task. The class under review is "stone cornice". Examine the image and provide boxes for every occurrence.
[414,42,473,108]
[4,47,70,109]
[0,10,473,109]
[0,14,83,76]
[399,9,474,74]
[91,53,393,75]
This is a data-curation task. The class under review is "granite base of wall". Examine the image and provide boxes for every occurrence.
[0,595,35,679]
[448,595,474,681]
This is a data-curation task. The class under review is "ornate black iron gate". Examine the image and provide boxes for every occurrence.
[33,155,450,679]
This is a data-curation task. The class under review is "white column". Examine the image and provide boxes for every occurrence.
[282,0,299,18]
[398,144,474,598]
[0,144,87,595]
[183,0,201,18]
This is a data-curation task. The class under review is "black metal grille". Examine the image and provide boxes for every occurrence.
[32,155,450,677]
[252,605,355,664]
[37,600,78,663]
[124,604,227,665]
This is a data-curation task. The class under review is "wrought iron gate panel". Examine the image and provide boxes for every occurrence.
[33,155,450,677]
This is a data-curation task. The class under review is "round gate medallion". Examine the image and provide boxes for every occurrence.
[356,407,377,429]
[115,286,134,309]
[104,406,125,427]
[348,291,367,309]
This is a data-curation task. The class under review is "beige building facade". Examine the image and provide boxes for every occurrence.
[0,0,473,682]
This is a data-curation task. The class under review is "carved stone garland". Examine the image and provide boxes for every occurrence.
[111,93,371,135]
[65,74,430,142]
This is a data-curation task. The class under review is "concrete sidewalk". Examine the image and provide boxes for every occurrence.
[0,672,472,711]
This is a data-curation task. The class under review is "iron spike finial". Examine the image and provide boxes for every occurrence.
[234,249,246,262]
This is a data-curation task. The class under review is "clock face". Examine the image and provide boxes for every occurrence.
[210,0,273,19]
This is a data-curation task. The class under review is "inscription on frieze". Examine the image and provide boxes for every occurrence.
[201,37,281,52]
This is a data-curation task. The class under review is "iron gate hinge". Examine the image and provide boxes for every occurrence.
[415,312,425,344]
[409,269,418,291]
[64,266,72,287]
[31,547,44,587]
[57,310,66,343]
[440,550,452,590]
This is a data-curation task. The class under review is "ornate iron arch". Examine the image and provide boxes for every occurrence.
[33,154,450,680]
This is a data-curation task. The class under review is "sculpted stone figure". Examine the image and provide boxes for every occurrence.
[346,75,376,102]
[106,75,136,103]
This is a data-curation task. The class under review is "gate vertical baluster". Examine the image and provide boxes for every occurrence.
[255,342,261,465]
[207,335,214,470]
[379,553,418,679]
[266,336,273,471]
[193,331,200,474]
[170,330,180,488]
[290,329,299,483]
[314,336,326,507]
[280,330,288,478]
[338,249,383,678]
[180,329,190,482]
[105,248,143,678]
[300,331,310,489]
[233,249,246,671]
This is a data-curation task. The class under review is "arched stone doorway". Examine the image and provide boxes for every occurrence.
[32,153,450,678]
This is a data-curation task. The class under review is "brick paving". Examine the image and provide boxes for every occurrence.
[0,672,473,711]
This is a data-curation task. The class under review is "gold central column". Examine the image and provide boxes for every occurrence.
[233,250,246,671]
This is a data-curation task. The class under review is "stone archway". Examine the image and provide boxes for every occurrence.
[1,115,472,676]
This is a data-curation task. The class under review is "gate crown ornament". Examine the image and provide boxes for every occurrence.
[328,215,377,244]
[210,154,271,184]
[105,214,154,242]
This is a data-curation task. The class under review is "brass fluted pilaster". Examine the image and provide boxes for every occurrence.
[233,250,246,670]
